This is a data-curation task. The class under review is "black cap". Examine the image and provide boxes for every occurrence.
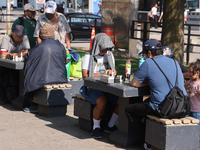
[12,25,25,36]
[139,39,162,55]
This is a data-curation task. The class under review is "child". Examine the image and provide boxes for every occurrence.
[184,62,200,146]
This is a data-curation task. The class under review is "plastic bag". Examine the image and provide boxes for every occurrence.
[70,55,82,78]
[66,50,71,78]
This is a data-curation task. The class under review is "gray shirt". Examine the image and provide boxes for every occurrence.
[34,12,71,48]
[1,34,30,53]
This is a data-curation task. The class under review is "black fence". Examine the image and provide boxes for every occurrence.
[131,20,200,65]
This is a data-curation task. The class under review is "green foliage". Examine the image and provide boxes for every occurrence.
[72,49,140,75]
[115,58,139,75]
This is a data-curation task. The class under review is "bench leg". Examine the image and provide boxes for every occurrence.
[38,105,67,117]
[109,96,143,147]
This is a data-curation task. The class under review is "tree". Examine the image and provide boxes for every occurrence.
[161,0,185,63]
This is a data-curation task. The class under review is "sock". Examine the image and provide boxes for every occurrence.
[93,118,101,130]
[108,113,118,128]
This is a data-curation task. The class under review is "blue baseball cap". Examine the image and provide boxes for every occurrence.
[139,39,162,55]
[163,46,174,58]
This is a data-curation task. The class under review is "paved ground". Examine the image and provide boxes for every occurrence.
[0,103,144,150]
[0,8,200,150]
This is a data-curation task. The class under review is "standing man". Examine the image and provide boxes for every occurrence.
[12,3,36,49]
[10,0,14,11]
[34,0,71,49]
[150,4,158,28]
[125,39,188,149]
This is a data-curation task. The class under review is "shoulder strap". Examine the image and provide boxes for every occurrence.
[18,17,24,26]
[151,58,178,114]
[32,18,37,26]
[151,58,178,87]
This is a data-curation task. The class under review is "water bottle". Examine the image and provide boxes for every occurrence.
[125,59,131,78]
[139,55,145,68]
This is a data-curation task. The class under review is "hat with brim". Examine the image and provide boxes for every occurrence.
[139,39,162,55]
[45,1,57,14]
[12,25,25,36]
[39,23,54,40]
[24,3,36,11]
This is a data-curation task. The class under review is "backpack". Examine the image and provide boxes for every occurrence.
[151,58,191,119]
[18,17,36,26]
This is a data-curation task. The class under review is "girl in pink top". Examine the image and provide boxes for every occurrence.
[184,62,200,145]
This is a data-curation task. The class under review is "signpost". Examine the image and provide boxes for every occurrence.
[36,0,45,11]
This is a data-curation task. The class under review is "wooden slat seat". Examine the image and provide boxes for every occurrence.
[75,93,86,100]
[43,83,72,89]
[147,115,199,126]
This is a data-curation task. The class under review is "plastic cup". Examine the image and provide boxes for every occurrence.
[1,49,7,59]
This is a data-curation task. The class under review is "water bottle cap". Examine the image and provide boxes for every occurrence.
[127,59,130,61]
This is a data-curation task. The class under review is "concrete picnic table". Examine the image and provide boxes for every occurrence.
[0,58,25,109]
[84,77,150,147]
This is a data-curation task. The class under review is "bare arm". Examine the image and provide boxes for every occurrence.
[183,72,190,79]
[131,77,149,87]
[158,14,163,22]
[82,69,116,80]
[36,37,42,44]
[65,33,71,49]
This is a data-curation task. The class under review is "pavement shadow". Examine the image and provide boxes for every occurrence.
[34,113,144,150]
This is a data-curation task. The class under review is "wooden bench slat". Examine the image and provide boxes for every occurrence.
[185,116,199,124]
[147,115,173,125]
[75,93,86,100]
[180,118,190,124]
[52,85,59,88]
[43,83,72,89]
[171,119,182,125]
[43,85,53,89]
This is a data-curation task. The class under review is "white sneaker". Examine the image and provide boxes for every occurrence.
[143,143,151,150]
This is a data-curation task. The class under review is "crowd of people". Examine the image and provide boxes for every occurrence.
[0,1,71,112]
[0,1,199,149]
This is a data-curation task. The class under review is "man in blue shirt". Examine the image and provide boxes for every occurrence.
[125,39,188,149]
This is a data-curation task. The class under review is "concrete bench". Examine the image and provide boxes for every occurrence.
[68,77,82,104]
[33,83,72,117]
[74,93,115,132]
[145,115,199,150]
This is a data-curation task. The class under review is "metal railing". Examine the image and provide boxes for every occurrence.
[131,20,200,65]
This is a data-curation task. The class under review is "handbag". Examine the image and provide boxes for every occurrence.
[151,58,190,119]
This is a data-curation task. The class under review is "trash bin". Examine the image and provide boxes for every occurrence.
[186,11,200,30]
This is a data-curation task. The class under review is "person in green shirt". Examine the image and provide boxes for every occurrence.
[12,3,36,49]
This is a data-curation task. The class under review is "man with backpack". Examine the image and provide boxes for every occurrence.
[12,3,36,49]
[125,39,188,149]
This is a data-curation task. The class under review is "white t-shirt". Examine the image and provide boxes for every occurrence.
[82,53,114,74]
[151,6,157,15]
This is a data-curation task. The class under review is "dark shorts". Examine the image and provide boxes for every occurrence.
[79,86,118,105]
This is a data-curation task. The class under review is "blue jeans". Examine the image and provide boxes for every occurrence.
[189,112,200,145]
[79,86,118,105]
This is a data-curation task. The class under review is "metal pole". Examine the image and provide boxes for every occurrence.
[6,0,11,35]
[187,25,191,65]
[75,0,77,11]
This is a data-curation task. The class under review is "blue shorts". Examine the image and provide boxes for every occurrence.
[79,86,118,105]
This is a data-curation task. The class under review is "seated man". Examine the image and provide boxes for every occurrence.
[0,25,30,104]
[1,25,30,57]
[80,33,119,139]
[125,39,188,149]
[23,23,68,113]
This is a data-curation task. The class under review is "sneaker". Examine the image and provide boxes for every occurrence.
[91,128,102,139]
[144,143,151,150]
[23,105,38,113]
[104,125,118,133]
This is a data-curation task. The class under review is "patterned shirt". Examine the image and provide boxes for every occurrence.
[34,12,71,48]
